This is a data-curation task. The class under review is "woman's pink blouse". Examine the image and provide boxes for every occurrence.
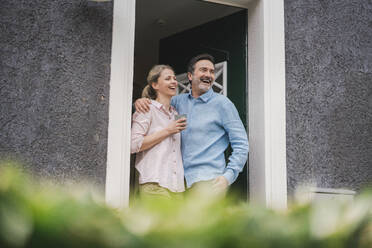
[130,100,185,192]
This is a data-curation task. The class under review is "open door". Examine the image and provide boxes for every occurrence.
[159,10,248,200]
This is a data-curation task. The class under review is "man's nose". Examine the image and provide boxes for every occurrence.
[206,71,215,79]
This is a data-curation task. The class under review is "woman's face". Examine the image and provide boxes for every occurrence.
[152,68,178,97]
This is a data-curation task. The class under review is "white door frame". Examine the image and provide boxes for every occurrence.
[105,0,287,209]
[105,0,135,208]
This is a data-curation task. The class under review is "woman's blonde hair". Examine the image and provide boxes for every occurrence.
[141,65,174,100]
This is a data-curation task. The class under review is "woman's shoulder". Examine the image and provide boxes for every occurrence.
[149,100,158,108]
[135,100,161,116]
[133,104,155,120]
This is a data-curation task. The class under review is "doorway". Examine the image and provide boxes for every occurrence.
[132,0,248,200]
[105,0,287,209]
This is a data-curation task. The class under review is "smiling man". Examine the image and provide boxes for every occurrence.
[135,54,249,194]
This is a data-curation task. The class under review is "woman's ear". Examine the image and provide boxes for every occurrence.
[151,82,159,90]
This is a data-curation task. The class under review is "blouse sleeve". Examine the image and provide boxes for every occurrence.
[130,110,151,154]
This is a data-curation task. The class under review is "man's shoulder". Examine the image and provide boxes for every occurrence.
[173,93,189,100]
[172,93,189,105]
[211,93,233,105]
[210,94,238,117]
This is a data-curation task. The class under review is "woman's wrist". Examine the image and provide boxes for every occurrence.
[164,127,174,136]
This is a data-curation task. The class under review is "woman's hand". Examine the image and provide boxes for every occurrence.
[166,118,187,135]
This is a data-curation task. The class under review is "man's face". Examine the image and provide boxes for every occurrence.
[188,59,215,96]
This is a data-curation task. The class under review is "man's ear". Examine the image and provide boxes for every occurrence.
[151,82,159,90]
[187,72,193,81]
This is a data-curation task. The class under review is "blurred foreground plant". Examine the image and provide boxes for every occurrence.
[0,162,371,248]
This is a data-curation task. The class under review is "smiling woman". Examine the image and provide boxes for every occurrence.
[130,65,187,199]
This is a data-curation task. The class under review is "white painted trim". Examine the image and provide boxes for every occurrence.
[105,0,135,208]
[248,0,287,209]
[263,0,287,210]
[222,61,228,96]
[247,0,266,205]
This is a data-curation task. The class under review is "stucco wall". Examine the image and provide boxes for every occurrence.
[0,0,113,188]
[285,0,372,195]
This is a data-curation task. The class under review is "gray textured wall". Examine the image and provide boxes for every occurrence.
[0,0,113,188]
[285,0,372,195]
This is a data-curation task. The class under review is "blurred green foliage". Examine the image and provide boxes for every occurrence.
[0,162,371,248]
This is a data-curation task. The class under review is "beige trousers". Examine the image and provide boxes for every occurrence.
[139,183,183,200]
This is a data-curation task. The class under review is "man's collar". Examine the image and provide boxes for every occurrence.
[200,88,214,102]
[188,88,214,102]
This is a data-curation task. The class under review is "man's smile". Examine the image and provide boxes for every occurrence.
[200,77,212,84]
